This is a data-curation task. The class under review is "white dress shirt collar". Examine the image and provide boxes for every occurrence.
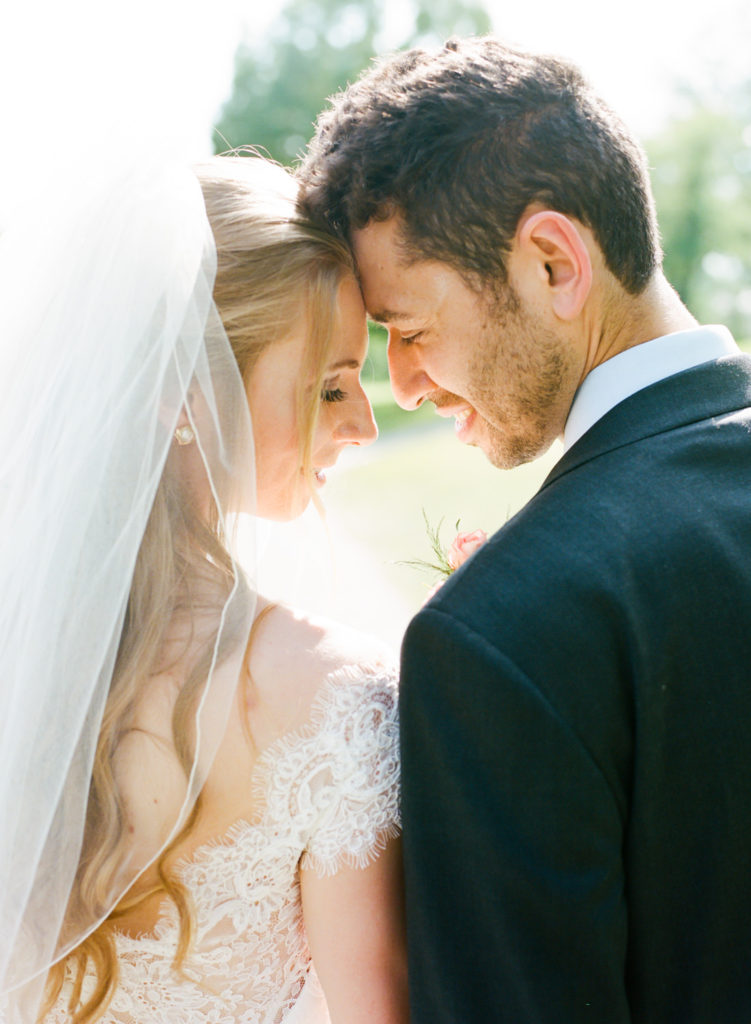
[563,325,740,451]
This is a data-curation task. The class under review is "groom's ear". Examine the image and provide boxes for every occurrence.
[514,209,593,321]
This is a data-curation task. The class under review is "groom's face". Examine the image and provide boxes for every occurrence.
[353,215,577,469]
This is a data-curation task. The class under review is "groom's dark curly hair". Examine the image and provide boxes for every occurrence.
[298,36,661,295]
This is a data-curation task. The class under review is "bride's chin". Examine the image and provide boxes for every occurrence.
[254,469,326,520]
[256,491,315,523]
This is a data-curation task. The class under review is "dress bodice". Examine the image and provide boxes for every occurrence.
[44,666,400,1024]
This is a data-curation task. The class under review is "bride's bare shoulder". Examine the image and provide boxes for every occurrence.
[246,599,395,731]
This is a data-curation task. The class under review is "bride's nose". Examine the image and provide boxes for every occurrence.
[333,394,378,446]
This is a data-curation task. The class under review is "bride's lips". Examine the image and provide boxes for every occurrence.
[313,460,337,486]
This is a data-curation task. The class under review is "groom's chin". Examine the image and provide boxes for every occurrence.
[480,425,554,471]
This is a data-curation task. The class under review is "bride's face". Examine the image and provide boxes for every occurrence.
[247,275,378,520]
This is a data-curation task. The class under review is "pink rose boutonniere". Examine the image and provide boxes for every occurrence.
[447,529,488,571]
[402,513,488,602]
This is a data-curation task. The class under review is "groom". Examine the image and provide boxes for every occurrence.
[299,37,751,1022]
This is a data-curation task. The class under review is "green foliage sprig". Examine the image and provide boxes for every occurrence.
[398,510,460,581]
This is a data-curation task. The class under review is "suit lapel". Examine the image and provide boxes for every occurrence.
[541,354,751,492]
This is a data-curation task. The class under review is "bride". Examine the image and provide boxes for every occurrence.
[0,155,407,1023]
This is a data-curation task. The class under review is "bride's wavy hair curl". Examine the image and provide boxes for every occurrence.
[40,155,355,1023]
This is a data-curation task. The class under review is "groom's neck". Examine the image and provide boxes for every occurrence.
[587,271,699,373]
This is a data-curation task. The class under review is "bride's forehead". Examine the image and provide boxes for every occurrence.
[331,277,367,342]
[247,278,367,383]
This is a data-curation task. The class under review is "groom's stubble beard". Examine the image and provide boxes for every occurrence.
[467,283,574,470]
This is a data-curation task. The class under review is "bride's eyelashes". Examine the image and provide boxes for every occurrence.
[321,385,346,401]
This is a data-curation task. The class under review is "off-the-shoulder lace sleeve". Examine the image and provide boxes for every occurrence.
[256,664,400,878]
[301,666,400,875]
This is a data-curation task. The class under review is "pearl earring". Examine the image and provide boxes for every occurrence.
[174,425,195,446]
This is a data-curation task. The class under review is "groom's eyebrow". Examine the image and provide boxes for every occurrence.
[368,309,412,326]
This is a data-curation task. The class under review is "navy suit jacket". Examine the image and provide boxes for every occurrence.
[400,354,751,1022]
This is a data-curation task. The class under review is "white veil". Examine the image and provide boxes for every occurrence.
[0,161,257,1020]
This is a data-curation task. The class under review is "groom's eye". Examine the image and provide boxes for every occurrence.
[400,331,422,345]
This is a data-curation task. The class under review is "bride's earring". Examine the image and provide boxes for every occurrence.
[174,424,195,446]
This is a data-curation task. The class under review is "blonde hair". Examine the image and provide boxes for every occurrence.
[198,155,355,488]
[41,156,356,1022]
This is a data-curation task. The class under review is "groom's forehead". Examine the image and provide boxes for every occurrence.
[352,216,405,268]
[354,219,462,320]
[353,220,413,315]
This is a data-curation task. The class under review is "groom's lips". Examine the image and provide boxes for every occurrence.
[434,402,477,443]
[454,408,477,443]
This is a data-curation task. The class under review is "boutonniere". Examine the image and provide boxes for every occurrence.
[401,512,488,600]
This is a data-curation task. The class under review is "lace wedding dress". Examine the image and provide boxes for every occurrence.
[43,666,400,1024]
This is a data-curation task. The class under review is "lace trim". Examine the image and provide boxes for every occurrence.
[147,662,400,888]
[251,663,401,876]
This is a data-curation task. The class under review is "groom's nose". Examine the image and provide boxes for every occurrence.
[387,329,436,411]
